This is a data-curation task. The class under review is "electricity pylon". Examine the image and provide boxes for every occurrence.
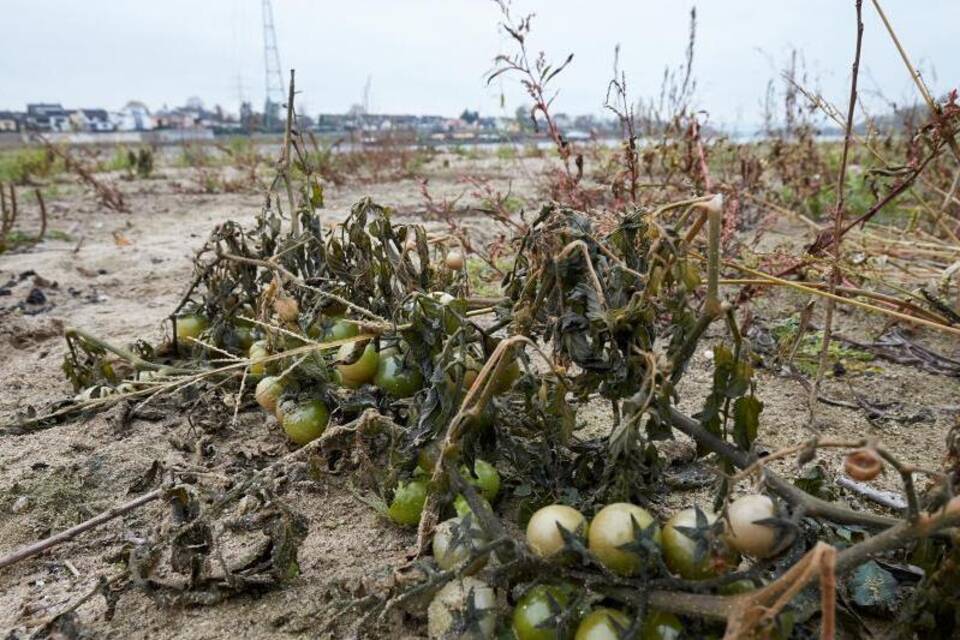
[262,0,285,130]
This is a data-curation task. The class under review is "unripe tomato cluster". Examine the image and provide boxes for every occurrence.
[387,457,502,529]
[422,492,783,639]
[241,289,523,450]
[244,306,434,446]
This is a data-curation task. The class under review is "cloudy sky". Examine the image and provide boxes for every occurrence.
[2,1,957,131]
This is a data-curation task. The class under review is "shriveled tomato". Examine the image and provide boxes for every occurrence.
[279,398,329,445]
[427,577,497,640]
[445,249,465,270]
[433,514,489,574]
[273,295,299,322]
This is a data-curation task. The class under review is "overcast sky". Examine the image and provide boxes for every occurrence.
[2,1,957,131]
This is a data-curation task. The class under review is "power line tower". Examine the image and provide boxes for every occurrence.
[261,0,285,130]
[362,75,372,114]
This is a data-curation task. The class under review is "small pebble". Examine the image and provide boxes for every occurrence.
[11,496,30,513]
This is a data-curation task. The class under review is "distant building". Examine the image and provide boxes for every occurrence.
[25,103,71,132]
[0,111,23,132]
[154,106,200,130]
[113,101,155,131]
[315,112,448,135]
[69,109,115,132]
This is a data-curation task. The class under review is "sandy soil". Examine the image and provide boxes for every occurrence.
[1,154,958,638]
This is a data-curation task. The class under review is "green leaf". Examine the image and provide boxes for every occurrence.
[309,179,324,209]
[794,463,837,501]
[725,359,753,398]
[849,561,898,612]
[732,395,762,449]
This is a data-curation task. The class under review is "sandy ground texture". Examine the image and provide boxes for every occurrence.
[1,153,959,639]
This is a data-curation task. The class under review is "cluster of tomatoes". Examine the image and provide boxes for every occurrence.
[175,262,784,639]
[175,304,442,446]
[425,493,782,639]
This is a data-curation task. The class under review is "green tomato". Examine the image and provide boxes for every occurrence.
[417,443,441,474]
[663,507,738,580]
[466,458,500,501]
[427,291,462,335]
[329,317,360,341]
[587,503,661,576]
[526,505,588,559]
[718,579,758,595]
[336,342,379,388]
[641,611,683,640]
[388,479,428,526]
[444,351,481,391]
[453,493,492,519]
[574,609,631,640]
[177,314,208,342]
[283,331,309,350]
[219,323,256,353]
[491,357,521,394]
[374,353,423,398]
[512,584,576,640]
[280,398,329,445]
[307,315,360,341]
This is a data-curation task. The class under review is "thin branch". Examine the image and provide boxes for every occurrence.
[810,0,864,423]
[0,489,163,570]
